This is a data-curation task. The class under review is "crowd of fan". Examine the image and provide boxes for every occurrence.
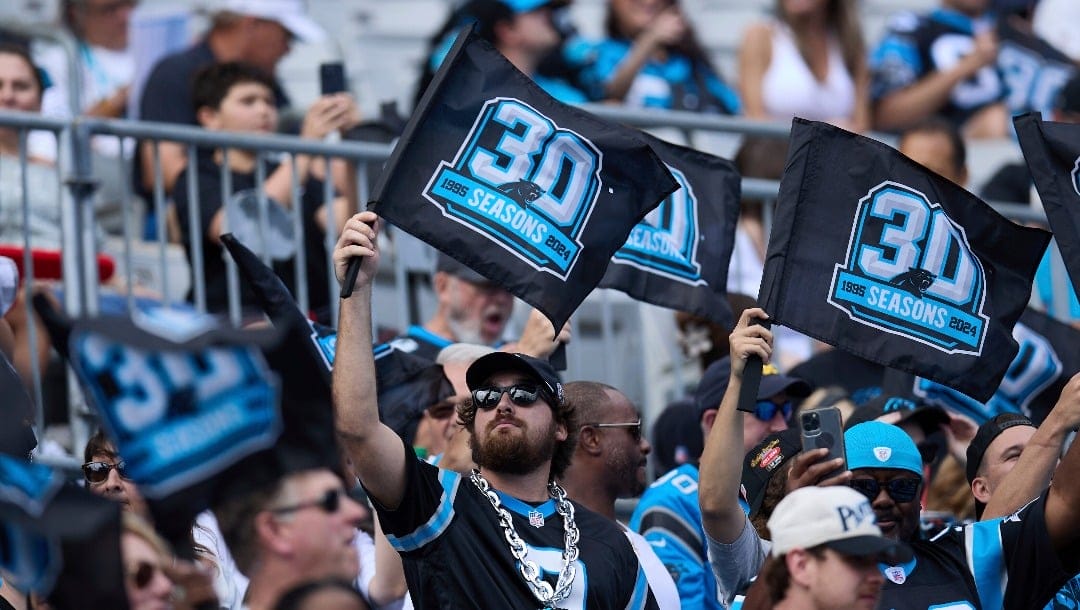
[1,0,1080,609]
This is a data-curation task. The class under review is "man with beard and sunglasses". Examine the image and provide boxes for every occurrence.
[332,212,658,609]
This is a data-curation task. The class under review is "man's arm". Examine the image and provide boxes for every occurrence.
[332,212,409,509]
[982,384,1080,519]
[698,307,772,544]
[1041,372,1080,564]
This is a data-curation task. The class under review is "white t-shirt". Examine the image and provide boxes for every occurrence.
[760,21,857,124]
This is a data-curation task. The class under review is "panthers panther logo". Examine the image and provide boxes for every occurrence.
[890,267,936,298]
[496,180,544,206]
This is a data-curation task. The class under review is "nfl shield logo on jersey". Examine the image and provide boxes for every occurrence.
[528,509,545,528]
[874,447,892,462]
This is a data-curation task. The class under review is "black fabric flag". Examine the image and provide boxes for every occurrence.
[912,307,1080,425]
[1015,113,1080,298]
[599,133,739,327]
[760,119,1050,402]
[370,26,678,332]
[997,21,1076,116]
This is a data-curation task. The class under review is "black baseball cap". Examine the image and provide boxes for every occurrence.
[1056,74,1080,115]
[695,356,811,417]
[465,352,565,406]
[843,395,949,435]
[965,413,1035,484]
[741,428,801,515]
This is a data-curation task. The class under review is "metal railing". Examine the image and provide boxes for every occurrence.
[0,104,1070,470]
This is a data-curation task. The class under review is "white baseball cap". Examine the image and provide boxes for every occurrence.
[216,0,325,43]
[768,487,912,562]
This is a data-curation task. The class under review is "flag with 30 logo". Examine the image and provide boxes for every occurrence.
[760,119,1050,402]
[371,26,678,332]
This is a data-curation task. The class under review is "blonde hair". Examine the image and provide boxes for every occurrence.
[122,512,172,559]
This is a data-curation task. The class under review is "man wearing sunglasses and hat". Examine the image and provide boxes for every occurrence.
[631,307,811,610]
[333,212,659,609]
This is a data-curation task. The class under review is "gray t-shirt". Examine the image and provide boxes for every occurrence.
[705,513,770,606]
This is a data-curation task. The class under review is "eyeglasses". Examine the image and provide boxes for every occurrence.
[269,489,343,515]
[82,460,128,484]
[753,400,793,423]
[849,477,921,503]
[583,420,642,441]
[471,384,543,410]
[127,561,165,591]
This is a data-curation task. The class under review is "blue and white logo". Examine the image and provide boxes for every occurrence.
[828,181,989,355]
[0,456,62,518]
[610,164,703,285]
[424,97,602,278]
[71,332,281,497]
[1072,155,1080,199]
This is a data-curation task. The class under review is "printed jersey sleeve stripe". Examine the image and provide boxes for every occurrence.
[387,469,461,552]
[624,563,650,610]
[638,506,705,560]
[967,518,1006,610]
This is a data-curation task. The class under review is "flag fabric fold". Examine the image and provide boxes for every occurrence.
[370,25,678,331]
[760,119,1050,402]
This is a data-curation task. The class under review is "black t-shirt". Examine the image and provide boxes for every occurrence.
[134,41,290,200]
[372,438,659,609]
[172,154,331,317]
[877,494,1075,609]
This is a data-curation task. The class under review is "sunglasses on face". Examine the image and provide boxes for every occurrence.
[269,488,343,516]
[583,420,643,441]
[82,460,128,484]
[127,560,164,591]
[849,477,921,503]
[471,384,544,410]
[753,400,793,423]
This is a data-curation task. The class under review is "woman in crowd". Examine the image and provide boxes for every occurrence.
[122,513,178,610]
[737,0,868,131]
[569,0,740,113]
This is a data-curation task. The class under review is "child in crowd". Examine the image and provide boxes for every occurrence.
[173,62,359,320]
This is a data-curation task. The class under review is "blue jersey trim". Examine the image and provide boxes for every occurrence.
[387,468,461,552]
[625,562,650,610]
[494,489,557,519]
[929,8,976,34]
[405,325,454,350]
[969,518,1005,610]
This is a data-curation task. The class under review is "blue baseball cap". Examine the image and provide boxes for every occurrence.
[500,0,568,13]
[844,422,922,477]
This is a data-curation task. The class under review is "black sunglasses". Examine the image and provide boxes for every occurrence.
[583,420,642,441]
[127,560,164,591]
[849,477,921,503]
[82,460,128,484]
[754,400,793,423]
[471,384,544,410]
[269,489,343,515]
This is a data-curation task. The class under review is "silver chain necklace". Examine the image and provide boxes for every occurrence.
[469,469,580,610]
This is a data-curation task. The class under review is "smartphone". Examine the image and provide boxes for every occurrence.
[319,62,347,95]
[800,407,846,481]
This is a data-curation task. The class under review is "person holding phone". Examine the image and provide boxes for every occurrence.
[696,309,844,609]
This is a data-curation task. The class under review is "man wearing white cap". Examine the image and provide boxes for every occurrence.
[743,486,911,610]
[136,0,325,198]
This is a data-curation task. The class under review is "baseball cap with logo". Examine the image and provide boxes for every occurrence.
[465,352,565,406]
[216,0,325,43]
[768,486,913,562]
[695,356,811,416]
[741,428,801,515]
[844,421,922,476]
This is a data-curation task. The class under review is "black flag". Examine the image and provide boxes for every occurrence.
[1014,113,1080,298]
[369,26,678,332]
[760,119,1049,402]
[997,20,1076,116]
[912,307,1080,426]
[599,133,739,327]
